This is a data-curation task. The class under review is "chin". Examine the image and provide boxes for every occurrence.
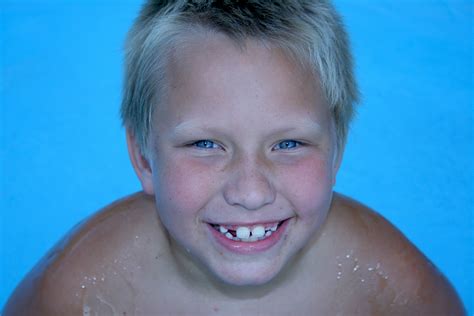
[209,257,288,287]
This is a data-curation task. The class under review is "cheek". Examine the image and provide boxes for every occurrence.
[278,156,334,220]
[153,158,218,221]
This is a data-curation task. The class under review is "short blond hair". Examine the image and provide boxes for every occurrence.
[121,0,359,154]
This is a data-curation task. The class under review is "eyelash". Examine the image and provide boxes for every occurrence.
[189,139,304,151]
[190,140,221,149]
[272,140,303,151]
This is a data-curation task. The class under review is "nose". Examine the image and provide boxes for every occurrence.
[223,156,276,211]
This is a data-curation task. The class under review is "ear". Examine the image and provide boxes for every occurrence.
[126,129,155,195]
[332,142,345,186]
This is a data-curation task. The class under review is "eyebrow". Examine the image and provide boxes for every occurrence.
[172,119,324,137]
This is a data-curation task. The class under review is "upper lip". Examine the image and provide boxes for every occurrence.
[205,218,290,226]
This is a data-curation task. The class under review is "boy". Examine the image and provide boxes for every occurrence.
[4,1,465,315]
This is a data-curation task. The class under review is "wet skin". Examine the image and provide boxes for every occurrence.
[4,34,466,315]
[3,193,465,315]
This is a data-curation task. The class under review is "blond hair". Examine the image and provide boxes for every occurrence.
[121,0,359,154]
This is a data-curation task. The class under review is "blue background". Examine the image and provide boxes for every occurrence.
[1,0,472,312]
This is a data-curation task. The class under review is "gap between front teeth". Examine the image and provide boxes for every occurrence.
[217,223,279,242]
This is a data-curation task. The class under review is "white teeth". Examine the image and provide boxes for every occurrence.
[214,222,281,242]
[236,226,250,239]
[251,225,265,238]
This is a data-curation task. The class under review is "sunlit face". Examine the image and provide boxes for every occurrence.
[139,34,341,286]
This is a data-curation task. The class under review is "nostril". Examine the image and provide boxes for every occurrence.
[222,161,276,210]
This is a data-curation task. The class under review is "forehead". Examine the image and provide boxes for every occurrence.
[154,33,330,131]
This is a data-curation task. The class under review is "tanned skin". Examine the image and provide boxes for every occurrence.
[4,192,465,315]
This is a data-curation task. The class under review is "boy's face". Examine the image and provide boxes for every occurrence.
[134,34,341,286]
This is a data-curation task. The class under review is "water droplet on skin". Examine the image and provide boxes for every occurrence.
[81,285,86,289]
[361,279,365,282]
[337,263,342,267]
[101,277,105,281]
[346,254,351,259]
[135,235,139,239]
[384,276,389,280]
[336,276,341,280]
[353,265,359,272]
[368,267,374,271]
[83,304,91,316]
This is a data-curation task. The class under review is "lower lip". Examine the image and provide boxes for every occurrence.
[207,220,290,255]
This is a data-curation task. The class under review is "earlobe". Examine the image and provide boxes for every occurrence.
[126,130,155,195]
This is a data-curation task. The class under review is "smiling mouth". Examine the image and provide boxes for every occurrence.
[209,221,284,242]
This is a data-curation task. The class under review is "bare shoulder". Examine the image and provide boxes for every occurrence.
[3,192,164,315]
[325,193,466,315]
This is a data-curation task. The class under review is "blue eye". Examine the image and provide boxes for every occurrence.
[274,140,301,150]
[193,140,219,149]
